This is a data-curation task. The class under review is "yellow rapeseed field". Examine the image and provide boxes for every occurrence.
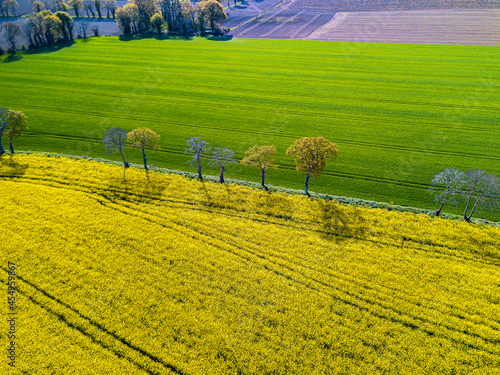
[1,154,499,375]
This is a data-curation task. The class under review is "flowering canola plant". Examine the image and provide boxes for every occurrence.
[0,154,499,374]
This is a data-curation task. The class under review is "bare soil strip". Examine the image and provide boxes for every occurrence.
[291,0,500,11]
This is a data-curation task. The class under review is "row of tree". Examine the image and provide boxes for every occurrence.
[115,0,228,36]
[1,8,99,53]
[0,0,18,18]
[102,128,339,194]
[0,113,496,222]
[429,168,499,222]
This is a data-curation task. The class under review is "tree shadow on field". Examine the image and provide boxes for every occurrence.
[140,169,168,203]
[119,34,193,42]
[104,167,133,203]
[0,155,28,178]
[206,35,233,42]
[318,200,368,243]
[1,41,75,63]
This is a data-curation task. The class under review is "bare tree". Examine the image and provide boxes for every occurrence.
[103,0,116,18]
[428,168,464,217]
[83,0,95,17]
[102,128,129,167]
[92,0,102,18]
[185,136,210,180]
[91,23,99,35]
[209,147,236,183]
[76,19,88,37]
[461,170,499,222]
[3,22,22,52]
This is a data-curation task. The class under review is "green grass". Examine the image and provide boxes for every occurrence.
[1,37,499,220]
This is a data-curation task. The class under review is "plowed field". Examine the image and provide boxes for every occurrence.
[307,9,500,46]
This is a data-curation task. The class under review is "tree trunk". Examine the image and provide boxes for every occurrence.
[304,171,310,195]
[219,165,225,183]
[96,7,102,18]
[85,8,90,17]
[197,158,202,180]
[75,8,80,18]
[463,192,474,221]
[466,198,480,222]
[9,140,14,154]
[119,147,128,168]
[0,141,5,154]
[90,8,95,18]
[261,167,266,189]
[106,8,109,18]
[142,147,148,170]
[435,191,449,217]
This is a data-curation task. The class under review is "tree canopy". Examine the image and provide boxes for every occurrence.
[286,137,338,194]
[241,145,277,188]
[4,110,28,154]
[127,128,160,170]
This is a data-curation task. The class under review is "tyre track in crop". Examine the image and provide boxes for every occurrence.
[3,169,499,355]
[0,267,187,375]
[87,192,500,355]
[6,77,499,125]
[170,202,500,348]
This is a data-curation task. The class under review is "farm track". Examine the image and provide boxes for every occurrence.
[3,170,500,351]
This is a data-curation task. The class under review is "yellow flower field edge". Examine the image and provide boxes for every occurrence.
[15,150,499,225]
[1,153,499,374]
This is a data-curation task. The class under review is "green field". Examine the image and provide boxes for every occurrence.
[1,37,499,219]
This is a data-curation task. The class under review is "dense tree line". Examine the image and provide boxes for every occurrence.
[0,0,18,18]
[115,0,228,37]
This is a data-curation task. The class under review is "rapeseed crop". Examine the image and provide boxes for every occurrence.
[0,154,499,374]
